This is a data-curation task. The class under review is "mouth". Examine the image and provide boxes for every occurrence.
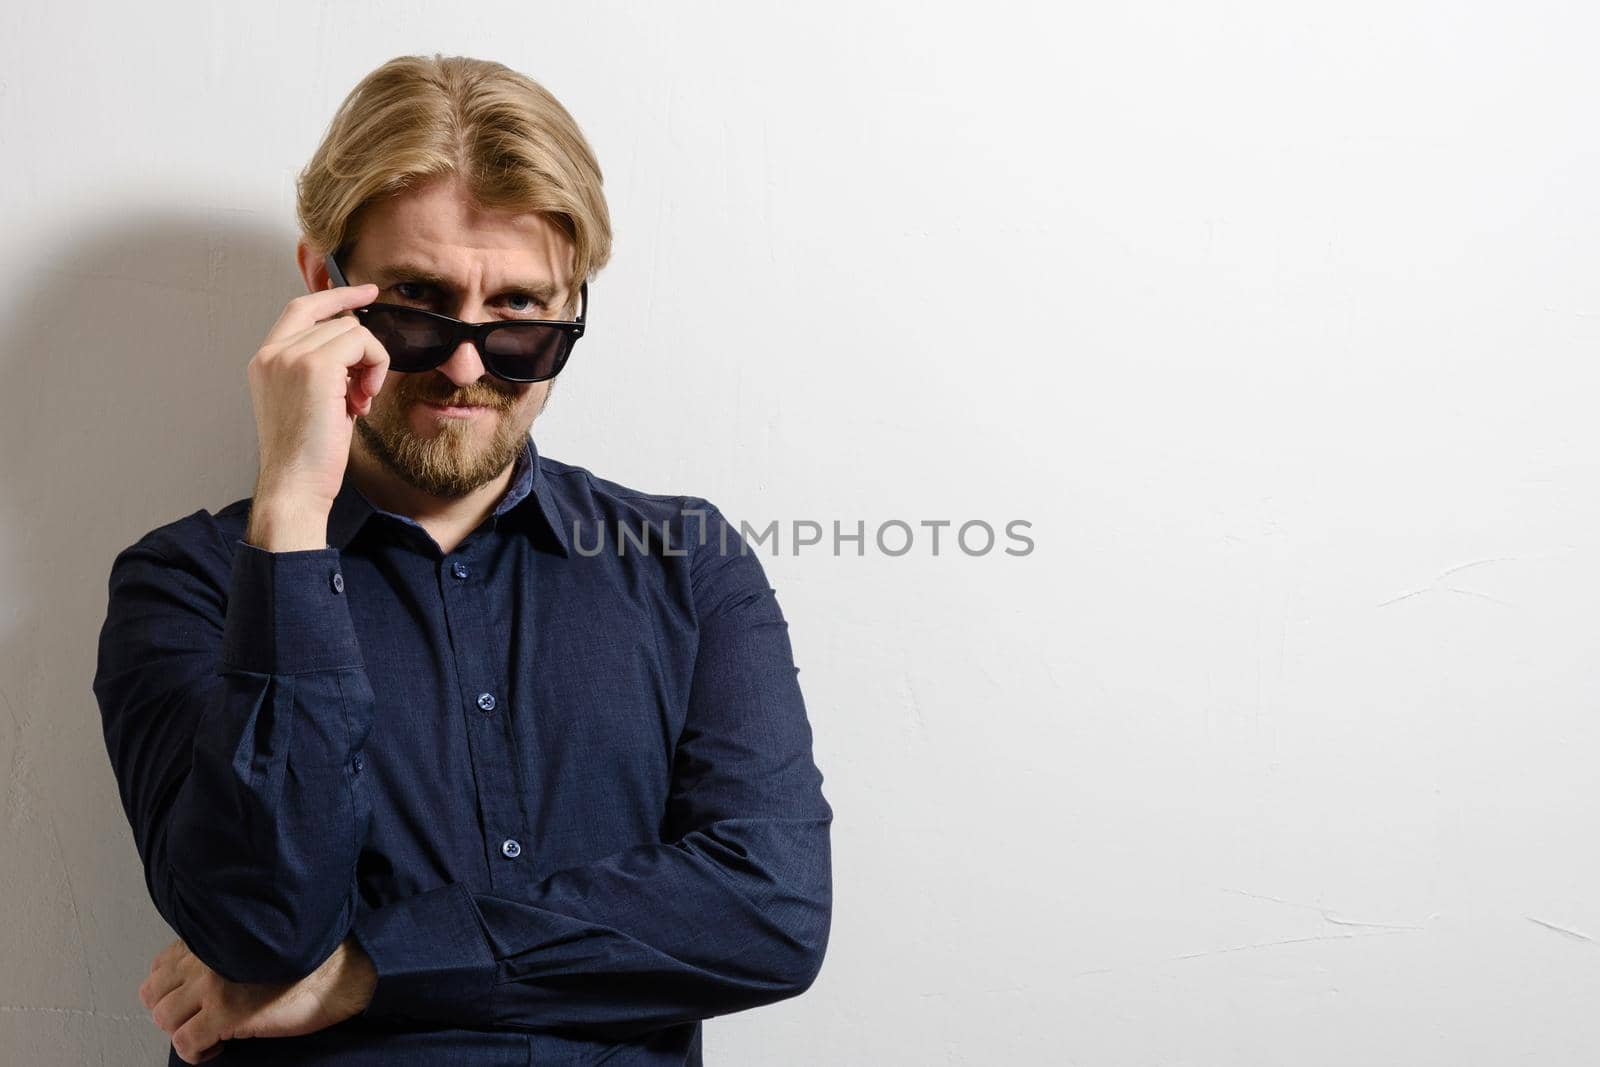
[418,399,498,419]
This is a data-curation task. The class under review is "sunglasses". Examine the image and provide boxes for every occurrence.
[324,251,587,383]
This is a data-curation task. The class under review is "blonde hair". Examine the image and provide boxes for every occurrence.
[296,54,611,315]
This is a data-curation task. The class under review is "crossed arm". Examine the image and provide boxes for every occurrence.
[95,503,832,1058]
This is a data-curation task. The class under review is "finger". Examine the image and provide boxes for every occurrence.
[355,347,389,409]
[139,962,184,1011]
[336,321,390,374]
[148,979,203,1036]
[351,365,385,416]
[262,312,365,359]
[196,1041,225,1063]
[263,283,379,348]
[337,326,391,415]
[275,316,389,384]
[169,998,224,1066]
[151,937,184,972]
[141,941,195,1011]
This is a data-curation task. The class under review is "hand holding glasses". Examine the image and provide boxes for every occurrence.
[324,251,587,383]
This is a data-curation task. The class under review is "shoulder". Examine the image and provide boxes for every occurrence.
[536,452,722,550]
[534,452,769,590]
[98,503,251,621]
[107,497,252,579]
[538,452,707,519]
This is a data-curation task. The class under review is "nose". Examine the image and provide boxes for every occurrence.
[433,338,491,387]
[431,295,503,386]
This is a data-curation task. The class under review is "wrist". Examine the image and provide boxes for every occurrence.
[246,495,331,552]
[336,937,377,1013]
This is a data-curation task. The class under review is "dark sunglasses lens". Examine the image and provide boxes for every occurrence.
[483,325,574,381]
[359,307,457,372]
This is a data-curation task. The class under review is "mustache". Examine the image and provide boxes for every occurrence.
[407,385,508,408]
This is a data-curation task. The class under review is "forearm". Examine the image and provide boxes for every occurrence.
[350,812,832,1037]
[96,535,376,985]
[155,666,372,984]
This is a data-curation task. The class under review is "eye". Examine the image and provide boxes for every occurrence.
[387,282,544,316]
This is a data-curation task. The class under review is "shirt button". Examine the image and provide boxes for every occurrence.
[330,572,345,594]
[452,561,469,579]
[501,838,522,859]
[351,753,363,774]
[477,692,497,712]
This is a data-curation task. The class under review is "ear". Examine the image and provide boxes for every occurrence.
[295,236,332,294]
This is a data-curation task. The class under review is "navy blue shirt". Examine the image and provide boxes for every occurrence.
[92,436,833,1065]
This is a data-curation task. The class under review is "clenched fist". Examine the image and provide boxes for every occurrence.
[138,936,378,1064]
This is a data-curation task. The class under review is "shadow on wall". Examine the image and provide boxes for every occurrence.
[0,214,306,1064]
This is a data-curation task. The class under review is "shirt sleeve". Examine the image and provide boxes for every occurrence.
[348,501,833,1038]
[92,531,376,985]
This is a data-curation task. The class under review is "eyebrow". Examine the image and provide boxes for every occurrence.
[370,261,561,305]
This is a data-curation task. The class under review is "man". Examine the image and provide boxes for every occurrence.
[92,54,833,1065]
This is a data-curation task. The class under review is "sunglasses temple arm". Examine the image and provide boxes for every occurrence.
[324,251,351,289]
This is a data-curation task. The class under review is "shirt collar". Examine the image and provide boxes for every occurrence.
[326,435,571,556]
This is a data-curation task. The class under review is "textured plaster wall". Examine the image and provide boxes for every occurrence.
[3,1,1599,1064]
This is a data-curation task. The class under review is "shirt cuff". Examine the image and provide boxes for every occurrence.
[349,882,498,1025]
[219,540,364,674]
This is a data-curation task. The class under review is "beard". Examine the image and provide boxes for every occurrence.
[353,373,544,498]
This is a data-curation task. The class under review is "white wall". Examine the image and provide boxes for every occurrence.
[3,1,1598,1063]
